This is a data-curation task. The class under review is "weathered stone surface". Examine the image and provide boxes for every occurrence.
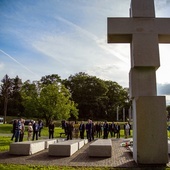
[133,96,168,164]
[48,140,79,156]
[129,68,157,98]
[43,139,57,149]
[9,140,45,155]
[88,139,112,157]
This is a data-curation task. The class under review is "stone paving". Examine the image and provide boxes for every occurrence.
[0,138,169,168]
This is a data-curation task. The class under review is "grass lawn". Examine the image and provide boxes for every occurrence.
[0,164,123,170]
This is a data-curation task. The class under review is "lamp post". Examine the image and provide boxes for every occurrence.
[116,106,119,122]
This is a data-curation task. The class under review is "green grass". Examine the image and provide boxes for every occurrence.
[0,136,12,151]
[0,164,127,170]
[0,164,169,170]
[0,124,13,134]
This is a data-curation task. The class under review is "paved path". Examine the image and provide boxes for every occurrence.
[0,138,169,168]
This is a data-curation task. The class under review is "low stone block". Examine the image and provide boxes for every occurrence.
[84,139,88,144]
[9,140,45,155]
[168,140,170,154]
[44,139,57,149]
[48,140,79,156]
[73,140,85,149]
[57,138,66,143]
[88,139,112,157]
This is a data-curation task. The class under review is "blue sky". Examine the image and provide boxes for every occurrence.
[0,0,170,104]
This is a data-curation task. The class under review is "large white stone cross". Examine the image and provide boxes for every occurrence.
[108,0,170,165]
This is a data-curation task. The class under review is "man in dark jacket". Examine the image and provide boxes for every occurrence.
[79,121,85,139]
[66,121,74,140]
[48,121,55,139]
[32,121,39,140]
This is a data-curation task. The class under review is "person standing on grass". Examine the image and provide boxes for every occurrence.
[115,122,120,138]
[11,119,17,141]
[27,122,33,141]
[19,119,25,142]
[125,122,130,138]
[15,119,22,142]
[74,121,79,139]
[48,121,55,139]
[32,121,39,140]
[79,121,85,139]
[66,121,74,140]
[95,122,101,138]
[38,119,43,137]
[103,120,109,139]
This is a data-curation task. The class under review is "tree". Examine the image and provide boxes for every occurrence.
[63,72,108,120]
[21,75,78,125]
[104,81,130,120]
[40,74,61,85]
[20,80,39,118]
[36,84,78,126]
[64,72,131,121]
[0,75,12,123]
[8,76,24,117]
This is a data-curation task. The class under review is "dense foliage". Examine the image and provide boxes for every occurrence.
[0,72,131,123]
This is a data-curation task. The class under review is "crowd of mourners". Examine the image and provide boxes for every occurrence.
[62,119,132,142]
[11,118,44,142]
[11,118,131,142]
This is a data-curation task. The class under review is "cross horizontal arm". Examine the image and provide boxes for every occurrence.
[155,18,170,43]
[108,17,170,43]
[107,18,133,43]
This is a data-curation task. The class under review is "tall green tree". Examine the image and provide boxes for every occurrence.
[21,77,78,126]
[36,84,78,126]
[104,81,130,120]
[20,80,39,118]
[63,72,108,120]
[0,74,12,123]
[40,74,61,85]
[8,76,24,117]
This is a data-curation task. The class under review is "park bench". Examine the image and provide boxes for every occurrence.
[48,139,86,156]
[59,132,66,137]
[88,139,112,157]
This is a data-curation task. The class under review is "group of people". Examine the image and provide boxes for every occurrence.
[11,118,44,142]
[11,118,131,142]
[62,119,131,142]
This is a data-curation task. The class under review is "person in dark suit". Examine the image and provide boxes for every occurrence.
[86,119,94,142]
[103,120,109,139]
[48,121,55,139]
[66,121,74,140]
[32,121,39,140]
[95,122,102,138]
[79,121,85,139]
[115,122,120,138]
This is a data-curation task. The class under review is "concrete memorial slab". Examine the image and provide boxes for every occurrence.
[48,140,79,157]
[9,140,45,155]
[73,139,85,149]
[107,0,169,165]
[43,139,57,149]
[88,139,112,158]
[84,139,88,144]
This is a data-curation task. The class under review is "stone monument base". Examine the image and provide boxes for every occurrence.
[132,96,168,164]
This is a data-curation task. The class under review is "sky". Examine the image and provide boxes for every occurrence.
[0,0,170,104]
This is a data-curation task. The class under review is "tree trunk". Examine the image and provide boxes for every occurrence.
[3,96,8,124]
